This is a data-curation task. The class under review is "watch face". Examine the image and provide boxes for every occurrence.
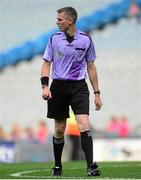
[94,91,100,95]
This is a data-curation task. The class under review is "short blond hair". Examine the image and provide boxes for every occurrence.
[57,7,78,24]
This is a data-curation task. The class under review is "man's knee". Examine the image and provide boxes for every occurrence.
[75,115,90,132]
[55,126,65,136]
[54,120,66,138]
[78,122,90,132]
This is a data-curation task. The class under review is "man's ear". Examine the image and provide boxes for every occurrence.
[68,18,73,25]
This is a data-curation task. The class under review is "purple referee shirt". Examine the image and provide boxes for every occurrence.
[43,29,96,80]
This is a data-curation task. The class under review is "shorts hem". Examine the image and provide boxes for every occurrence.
[73,112,89,115]
[47,115,70,120]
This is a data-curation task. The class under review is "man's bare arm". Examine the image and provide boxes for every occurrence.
[87,61,102,110]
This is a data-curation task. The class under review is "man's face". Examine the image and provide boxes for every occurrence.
[56,12,72,32]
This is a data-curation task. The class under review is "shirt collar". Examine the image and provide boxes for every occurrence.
[61,29,79,40]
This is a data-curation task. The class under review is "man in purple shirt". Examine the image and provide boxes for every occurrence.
[40,7,102,177]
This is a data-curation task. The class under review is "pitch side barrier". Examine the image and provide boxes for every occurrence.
[0,140,15,163]
[1,0,140,70]
[0,140,53,163]
[0,134,141,163]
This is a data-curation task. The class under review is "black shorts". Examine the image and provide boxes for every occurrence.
[47,79,89,120]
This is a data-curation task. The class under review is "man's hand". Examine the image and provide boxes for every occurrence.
[94,95,102,110]
[42,86,52,100]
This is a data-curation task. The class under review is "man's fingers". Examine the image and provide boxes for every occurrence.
[42,94,51,100]
[95,107,100,110]
[42,90,52,100]
[42,95,48,100]
[95,103,102,110]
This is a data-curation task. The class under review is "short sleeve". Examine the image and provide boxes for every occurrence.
[86,38,97,62]
[42,38,53,62]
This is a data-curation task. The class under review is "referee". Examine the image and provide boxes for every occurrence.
[40,7,102,176]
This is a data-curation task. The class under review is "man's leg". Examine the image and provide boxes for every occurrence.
[75,114,101,176]
[75,114,93,167]
[52,119,66,176]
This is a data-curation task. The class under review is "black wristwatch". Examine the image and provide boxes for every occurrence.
[42,85,48,89]
[94,90,100,95]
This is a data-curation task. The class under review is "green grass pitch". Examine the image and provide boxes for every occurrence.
[0,161,141,179]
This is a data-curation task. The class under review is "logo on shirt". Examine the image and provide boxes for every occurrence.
[74,47,85,62]
[55,49,64,59]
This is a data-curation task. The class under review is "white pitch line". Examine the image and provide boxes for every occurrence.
[10,167,85,179]
[10,164,141,179]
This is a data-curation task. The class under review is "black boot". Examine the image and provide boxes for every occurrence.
[87,162,101,176]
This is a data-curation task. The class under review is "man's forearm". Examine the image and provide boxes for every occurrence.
[41,60,51,77]
[87,62,100,92]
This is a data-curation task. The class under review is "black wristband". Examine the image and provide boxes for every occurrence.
[94,90,100,95]
[41,76,49,86]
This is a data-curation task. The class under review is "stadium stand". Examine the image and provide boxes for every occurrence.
[1,0,140,69]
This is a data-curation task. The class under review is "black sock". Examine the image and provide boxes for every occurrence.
[53,136,64,167]
[80,131,93,168]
